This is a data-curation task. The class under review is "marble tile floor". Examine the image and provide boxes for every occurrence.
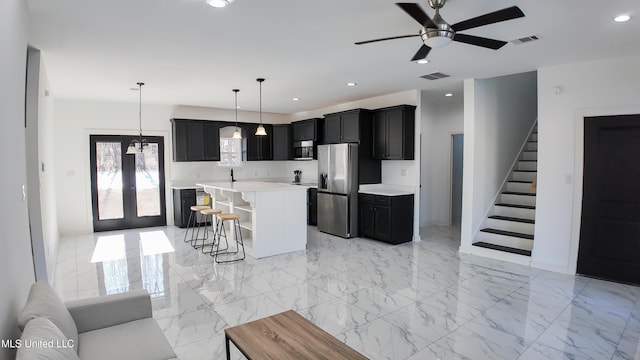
[53,225,640,360]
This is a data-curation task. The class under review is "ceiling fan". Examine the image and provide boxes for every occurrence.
[355,0,525,61]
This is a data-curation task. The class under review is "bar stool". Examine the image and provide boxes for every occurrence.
[183,205,211,244]
[194,208,222,251]
[210,213,245,263]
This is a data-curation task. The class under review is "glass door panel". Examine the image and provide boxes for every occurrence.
[95,141,124,220]
[135,143,161,217]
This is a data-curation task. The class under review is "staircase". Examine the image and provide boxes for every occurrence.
[473,125,537,256]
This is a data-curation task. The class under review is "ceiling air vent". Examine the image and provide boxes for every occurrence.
[421,72,450,80]
[511,35,540,45]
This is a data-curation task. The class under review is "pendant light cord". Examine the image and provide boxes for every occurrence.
[137,82,144,141]
[257,78,265,125]
[233,89,239,129]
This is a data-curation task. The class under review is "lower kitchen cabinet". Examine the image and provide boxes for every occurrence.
[359,193,413,244]
[173,188,211,228]
[308,188,317,226]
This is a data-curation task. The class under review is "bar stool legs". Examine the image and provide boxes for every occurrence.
[210,213,245,263]
[195,208,222,252]
[183,205,210,244]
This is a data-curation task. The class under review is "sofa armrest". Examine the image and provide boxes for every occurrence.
[65,289,153,333]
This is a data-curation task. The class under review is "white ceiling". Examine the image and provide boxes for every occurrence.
[27,0,640,114]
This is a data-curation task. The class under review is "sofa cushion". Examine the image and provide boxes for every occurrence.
[16,317,80,360]
[18,282,78,352]
[77,318,176,360]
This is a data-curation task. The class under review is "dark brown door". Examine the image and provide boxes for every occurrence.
[578,114,640,285]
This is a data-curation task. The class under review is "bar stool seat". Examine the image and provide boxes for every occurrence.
[194,208,223,250]
[183,205,211,243]
[210,213,245,263]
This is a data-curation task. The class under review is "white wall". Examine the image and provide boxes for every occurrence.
[460,71,538,250]
[37,57,60,281]
[0,0,36,358]
[420,95,464,226]
[535,55,640,273]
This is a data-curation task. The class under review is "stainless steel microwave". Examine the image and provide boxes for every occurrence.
[293,140,314,160]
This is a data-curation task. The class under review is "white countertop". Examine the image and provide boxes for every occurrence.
[196,181,307,192]
[359,184,415,196]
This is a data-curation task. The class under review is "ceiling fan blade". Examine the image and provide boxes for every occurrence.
[451,6,524,32]
[453,33,507,50]
[396,3,436,28]
[411,44,432,61]
[355,34,420,45]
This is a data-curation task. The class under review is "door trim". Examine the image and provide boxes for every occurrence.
[566,105,640,275]
[449,132,464,227]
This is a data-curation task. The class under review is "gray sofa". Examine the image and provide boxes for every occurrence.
[17,282,177,360]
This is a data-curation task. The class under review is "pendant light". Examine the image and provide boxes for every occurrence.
[255,78,267,136]
[126,82,150,155]
[232,89,242,139]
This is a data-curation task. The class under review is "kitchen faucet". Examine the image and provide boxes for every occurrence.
[230,168,236,182]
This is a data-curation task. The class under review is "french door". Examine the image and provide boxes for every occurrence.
[90,135,167,232]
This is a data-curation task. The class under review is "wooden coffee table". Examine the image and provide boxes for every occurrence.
[224,310,367,360]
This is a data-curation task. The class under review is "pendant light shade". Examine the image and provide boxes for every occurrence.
[127,82,150,155]
[255,78,267,136]
[232,88,242,139]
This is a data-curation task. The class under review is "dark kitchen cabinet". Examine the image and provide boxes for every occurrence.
[359,193,414,244]
[307,188,317,226]
[173,188,196,228]
[373,105,415,160]
[203,121,220,161]
[172,119,220,162]
[292,118,321,141]
[273,124,293,160]
[323,109,370,144]
[245,124,273,161]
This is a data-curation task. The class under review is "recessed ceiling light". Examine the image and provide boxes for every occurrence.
[346,82,357,87]
[614,14,631,22]
[206,0,233,8]
[416,59,430,64]
[445,93,453,97]
[292,97,300,101]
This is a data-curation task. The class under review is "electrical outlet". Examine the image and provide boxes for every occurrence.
[196,172,201,179]
[401,169,407,176]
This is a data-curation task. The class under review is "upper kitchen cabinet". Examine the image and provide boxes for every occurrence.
[245,123,273,161]
[372,105,416,160]
[172,119,220,162]
[323,109,371,144]
[272,124,293,160]
[292,118,321,141]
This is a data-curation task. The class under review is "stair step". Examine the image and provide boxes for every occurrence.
[492,204,536,220]
[495,203,535,210]
[517,161,537,171]
[512,171,537,182]
[507,181,535,193]
[480,228,534,240]
[503,191,536,196]
[473,242,532,256]
[488,215,535,224]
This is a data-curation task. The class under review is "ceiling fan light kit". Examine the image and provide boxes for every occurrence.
[355,1,525,61]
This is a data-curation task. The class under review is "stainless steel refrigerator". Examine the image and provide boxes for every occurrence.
[317,143,359,238]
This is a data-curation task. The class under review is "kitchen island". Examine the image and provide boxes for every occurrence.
[196,181,308,258]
